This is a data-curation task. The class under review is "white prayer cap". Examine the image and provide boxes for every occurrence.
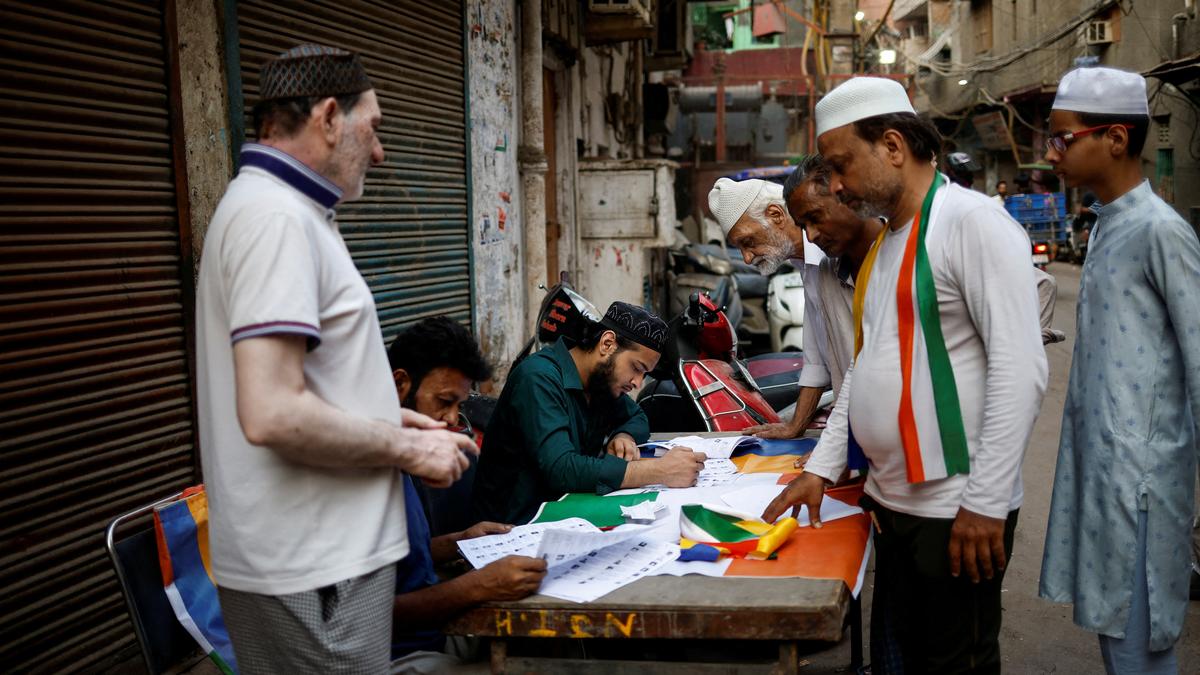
[708,177,767,236]
[1052,67,1149,116]
[816,77,916,137]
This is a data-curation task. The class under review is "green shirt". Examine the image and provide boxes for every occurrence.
[470,338,650,524]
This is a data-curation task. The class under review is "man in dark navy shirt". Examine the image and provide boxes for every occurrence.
[386,318,547,671]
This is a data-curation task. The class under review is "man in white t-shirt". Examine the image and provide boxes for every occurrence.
[763,77,1047,673]
[195,44,477,673]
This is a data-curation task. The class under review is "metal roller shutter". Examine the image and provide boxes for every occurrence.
[0,0,196,672]
[237,0,472,341]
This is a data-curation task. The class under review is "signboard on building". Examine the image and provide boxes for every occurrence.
[972,111,1011,151]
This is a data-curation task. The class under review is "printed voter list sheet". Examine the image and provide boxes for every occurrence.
[538,539,680,603]
[534,524,650,567]
[456,518,593,568]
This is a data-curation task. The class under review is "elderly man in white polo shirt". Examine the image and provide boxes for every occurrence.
[763,78,1047,673]
[195,45,477,673]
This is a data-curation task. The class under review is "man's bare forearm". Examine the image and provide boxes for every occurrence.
[244,387,407,468]
[391,573,484,632]
[789,386,826,431]
[233,336,406,467]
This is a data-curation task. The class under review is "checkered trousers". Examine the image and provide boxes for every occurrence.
[218,563,397,674]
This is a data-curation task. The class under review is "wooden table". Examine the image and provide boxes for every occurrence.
[445,429,864,672]
[443,575,860,673]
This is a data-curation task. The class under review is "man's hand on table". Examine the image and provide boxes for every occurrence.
[605,433,639,462]
[948,507,1007,583]
[393,425,479,489]
[656,447,707,487]
[475,555,548,601]
[460,521,512,541]
[745,420,803,440]
[762,471,827,527]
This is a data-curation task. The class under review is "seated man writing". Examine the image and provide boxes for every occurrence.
[385,317,547,672]
[470,301,706,524]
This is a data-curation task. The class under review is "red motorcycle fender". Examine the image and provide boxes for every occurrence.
[679,359,781,432]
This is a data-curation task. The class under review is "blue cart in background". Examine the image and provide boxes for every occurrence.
[1004,192,1068,267]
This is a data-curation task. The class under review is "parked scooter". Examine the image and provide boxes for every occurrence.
[767,262,806,352]
[637,290,831,432]
[669,229,800,356]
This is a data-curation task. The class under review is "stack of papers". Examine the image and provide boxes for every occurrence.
[639,435,760,459]
[457,519,594,567]
[457,518,679,602]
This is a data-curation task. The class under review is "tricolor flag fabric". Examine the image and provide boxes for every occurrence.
[153,486,238,674]
[852,174,970,484]
[679,504,774,559]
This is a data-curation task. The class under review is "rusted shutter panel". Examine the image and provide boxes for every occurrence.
[238,0,471,341]
[0,0,196,672]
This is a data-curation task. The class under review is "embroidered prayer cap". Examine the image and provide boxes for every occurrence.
[1052,67,1149,116]
[815,76,916,137]
[601,302,668,353]
[259,44,374,102]
[708,177,769,236]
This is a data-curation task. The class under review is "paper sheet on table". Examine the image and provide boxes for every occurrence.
[621,501,668,522]
[534,524,652,567]
[460,519,679,602]
[640,458,739,491]
[538,540,680,603]
[720,483,863,526]
[638,435,759,460]
[457,518,594,568]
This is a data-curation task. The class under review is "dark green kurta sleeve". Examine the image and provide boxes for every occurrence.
[510,369,630,495]
[606,395,651,445]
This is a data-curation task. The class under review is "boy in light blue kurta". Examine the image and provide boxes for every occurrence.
[1040,66,1200,674]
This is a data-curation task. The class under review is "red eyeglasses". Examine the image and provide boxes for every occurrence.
[1045,124,1135,153]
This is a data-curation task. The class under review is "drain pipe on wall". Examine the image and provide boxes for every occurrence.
[519,0,549,334]
[1173,13,1189,60]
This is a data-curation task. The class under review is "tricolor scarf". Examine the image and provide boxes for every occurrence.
[850,174,970,483]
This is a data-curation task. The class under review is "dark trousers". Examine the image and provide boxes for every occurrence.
[865,496,1019,675]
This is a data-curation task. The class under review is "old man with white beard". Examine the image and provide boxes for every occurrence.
[708,177,824,275]
[707,177,830,439]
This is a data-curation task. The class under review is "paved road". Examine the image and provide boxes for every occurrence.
[807,262,1199,673]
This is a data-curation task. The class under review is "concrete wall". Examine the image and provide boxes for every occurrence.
[579,42,642,159]
[467,0,526,387]
[575,159,678,311]
[547,57,581,283]
[174,0,233,273]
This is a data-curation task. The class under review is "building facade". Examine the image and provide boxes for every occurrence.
[0,0,676,669]
[883,0,1200,222]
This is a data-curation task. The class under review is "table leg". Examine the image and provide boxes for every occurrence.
[490,639,507,674]
[849,593,864,671]
[776,641,799,675]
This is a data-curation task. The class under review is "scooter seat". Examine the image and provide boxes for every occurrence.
[734,273,769,298]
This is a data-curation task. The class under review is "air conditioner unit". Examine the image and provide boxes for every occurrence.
[1086,20,1114,45]
[589,0,652,22]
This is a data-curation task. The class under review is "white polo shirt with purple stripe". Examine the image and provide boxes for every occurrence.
[196,143,408,595]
